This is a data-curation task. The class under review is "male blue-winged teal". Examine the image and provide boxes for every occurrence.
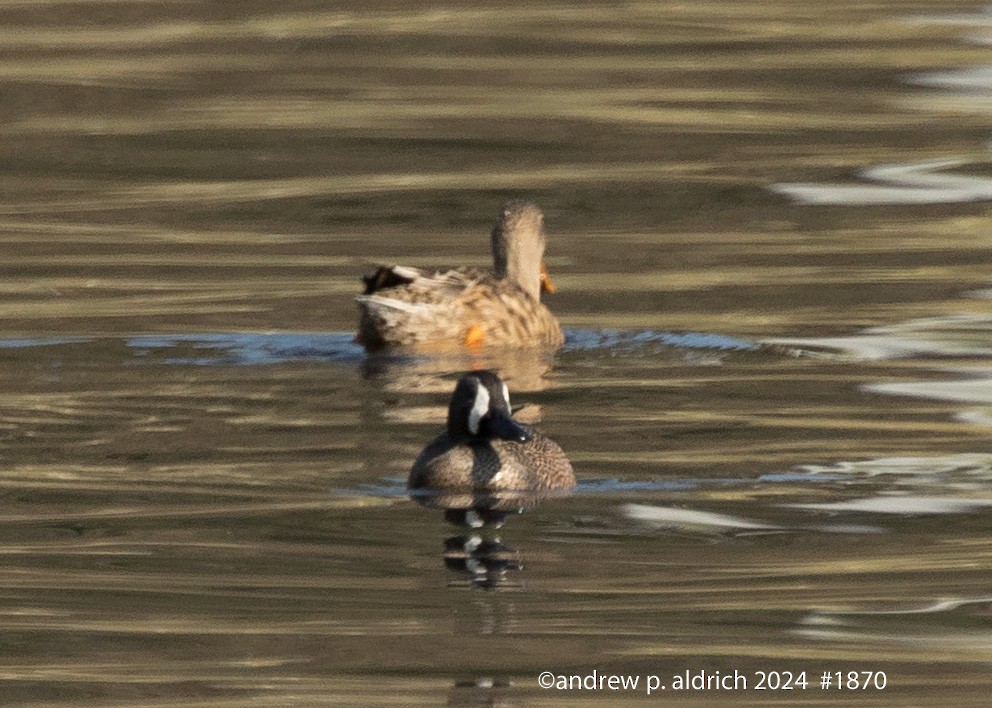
[409,370,576,492]
[356,201,563,351]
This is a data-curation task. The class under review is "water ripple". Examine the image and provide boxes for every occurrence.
[770,159,992,206]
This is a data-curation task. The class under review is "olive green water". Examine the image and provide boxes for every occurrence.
[4,1,992,705]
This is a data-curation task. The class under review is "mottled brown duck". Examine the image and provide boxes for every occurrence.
[409,370,575,492]
[356,201,563,351]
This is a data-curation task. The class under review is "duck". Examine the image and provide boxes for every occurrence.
[409,370,576,492]
[356,201,563,351]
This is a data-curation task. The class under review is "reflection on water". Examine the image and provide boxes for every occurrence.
[801,597,992,651]
[625,503,884,534]
[767,313,992,359]
[770,311,992,436]
[869,367,992,405]
[791,495,992,514]
[798,453,992,483]
[443,534,523,590]
[4,0,992,705]
[771,158,992,205]
[124,329,758,365]
[772,6,992,206]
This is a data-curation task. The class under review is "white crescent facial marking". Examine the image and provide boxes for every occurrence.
[468,381,490,435]
[501,382,511,409]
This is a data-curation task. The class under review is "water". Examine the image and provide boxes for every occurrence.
[3,0,992,705]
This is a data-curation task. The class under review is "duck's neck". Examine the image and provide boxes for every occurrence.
[492,236,542,301]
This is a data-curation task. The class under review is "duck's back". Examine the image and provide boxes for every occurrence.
[357,266,563,350]
[410,431,575,492]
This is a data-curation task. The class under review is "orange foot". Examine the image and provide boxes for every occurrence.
[465,325,486,365]
[464,324,485,348]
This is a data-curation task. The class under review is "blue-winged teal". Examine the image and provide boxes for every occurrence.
[409,370,576,492]
[356,201,563,351]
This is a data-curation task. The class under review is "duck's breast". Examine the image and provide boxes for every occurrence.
[409,432,574,491]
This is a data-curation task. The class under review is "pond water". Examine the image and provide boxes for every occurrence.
[3,1,992,705]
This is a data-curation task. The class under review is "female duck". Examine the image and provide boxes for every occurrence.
[409,371,575,492]
[356,201,563,351]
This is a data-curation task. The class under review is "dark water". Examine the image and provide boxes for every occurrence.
[4,1,992,705]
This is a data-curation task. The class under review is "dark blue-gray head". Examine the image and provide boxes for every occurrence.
[447,370,532,444]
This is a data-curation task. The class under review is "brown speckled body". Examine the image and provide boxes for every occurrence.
[356,201,563,351]
[357,266,562,350]
[410,431,575,492]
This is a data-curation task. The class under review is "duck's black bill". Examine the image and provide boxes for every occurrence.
[488,409,532,443]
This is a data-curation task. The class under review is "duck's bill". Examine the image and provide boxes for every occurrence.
[489,409,533,443]
[540,260,556,294]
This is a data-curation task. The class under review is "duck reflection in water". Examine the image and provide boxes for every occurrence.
[409,370,576,589]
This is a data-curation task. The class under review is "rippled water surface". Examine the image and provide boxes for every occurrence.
[5,1,992,705]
